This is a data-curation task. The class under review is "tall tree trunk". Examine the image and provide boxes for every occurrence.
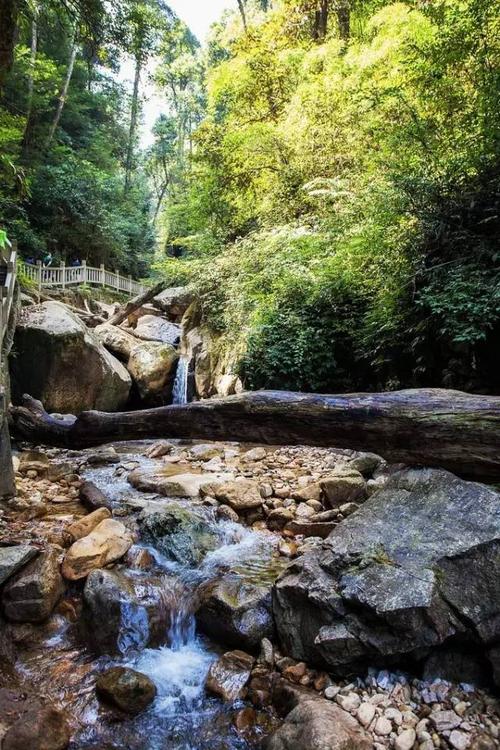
[45,36,77,149]
[0,0,19,94]
[21,4,38,158]
[336,0,350,41]
[124,54,142,193]
[237,0,248,32]
[314,0,328,40]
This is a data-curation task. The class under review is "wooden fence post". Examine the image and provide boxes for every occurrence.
[61,261,66,289]
[115,270,119,292]
[81,260,87,285]
[36,260,42,295]
[100,264,105,287]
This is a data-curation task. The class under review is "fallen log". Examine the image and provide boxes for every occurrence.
[107,281,166,327]
[10,389,500,481]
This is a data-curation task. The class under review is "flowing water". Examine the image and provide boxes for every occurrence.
[17,441,284,750]
[172,357,189,405]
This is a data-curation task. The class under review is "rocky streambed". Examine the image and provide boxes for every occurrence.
[0,439,500,750]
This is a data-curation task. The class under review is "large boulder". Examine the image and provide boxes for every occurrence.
[11,302,131,413]
[197,574,274,650]
[94,323,138,361]
[2,548,64,623]
[128,468,233,497]
[127,342,178,402]
[273,469,500,681]
[152,287,193,321]
[82,568,169,654]
[0,546,38,586]
[132,315,180,346]
[61,519,133,580]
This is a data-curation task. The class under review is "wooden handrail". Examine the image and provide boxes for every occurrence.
[20,261,148,296]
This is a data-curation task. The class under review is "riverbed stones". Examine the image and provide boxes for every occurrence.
[206,650,255,701]
[320,469,366,508]
[0,546,38,586]
[96,666,156,714]
[61,519,133,580]
[2,548,64,623]
[273,468,500,680]
[78,481,113,512]
[11,302,131,413]
[197,575,274,650]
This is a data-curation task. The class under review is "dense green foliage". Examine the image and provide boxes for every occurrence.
[0,0,175,275]
[158,0,500,393]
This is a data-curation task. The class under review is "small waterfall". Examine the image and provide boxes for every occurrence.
[171,356,189,405]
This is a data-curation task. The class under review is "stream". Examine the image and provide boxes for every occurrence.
[15,441,284,750]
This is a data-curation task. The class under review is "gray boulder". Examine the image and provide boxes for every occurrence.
[152,287,193,321]
[197,574,274,651]
[132,315,180,346]
[11,302,131,413]
[0,546,38,586]
[273,469,500,681]
[82,568,169,654]
[139,504,219,567]
[2,548,64,623]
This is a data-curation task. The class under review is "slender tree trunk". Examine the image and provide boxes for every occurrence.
[314,0,329,40]
[45,36,77,149]
[124,54,142,193]
[0,0,19,94]
[336,0,350,41]
[21,4,38,158]
[237,0,248,32]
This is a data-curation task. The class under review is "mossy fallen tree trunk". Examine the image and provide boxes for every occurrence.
[10,389,500,480]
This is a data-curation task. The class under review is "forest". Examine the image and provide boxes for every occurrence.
[0,0,498,395]
[2,3,500,750]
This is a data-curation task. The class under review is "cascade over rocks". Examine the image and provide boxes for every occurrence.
[273,468,500,682]
[138,504,220,566]
[10,302,131,413]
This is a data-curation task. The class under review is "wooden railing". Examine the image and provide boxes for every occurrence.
[0,242,17,374]
[20,260,148,296]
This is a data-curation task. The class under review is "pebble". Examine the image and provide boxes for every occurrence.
[357,702,376,727]
[336,692,361,712]
[374,716,392,736]
[395,728,416,750]
[449,730,469,750]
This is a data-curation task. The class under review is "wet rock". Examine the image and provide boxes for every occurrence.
[62,519,133,580]
[217,504,239,523]
[85,446,120,466]
[273,469,500,679]
[11,302,131,413]
[0,546,38,586]
[284,519,336,538]
[210,480,263,512]
[197,575,274,651]
[265,695,372,750]
[132,315,180,346]
[66,507,111,541]
[0,689,70,750]
[206,650,255,701]
[82,568,168,654]
[139,505,219,566]
[2,549,64,623]
[128,468,233,497]
[96,666,156,714]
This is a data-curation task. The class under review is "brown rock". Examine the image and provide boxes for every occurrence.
[213,481,263,511]
[61,519,133,580]
[0,689,70,750]
[283,662,307,684]
[66,507,111,541]
[96,666,156,714]
[206,650,255,702]
[320,470,367,508]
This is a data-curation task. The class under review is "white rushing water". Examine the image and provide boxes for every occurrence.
[171,356,189,405]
